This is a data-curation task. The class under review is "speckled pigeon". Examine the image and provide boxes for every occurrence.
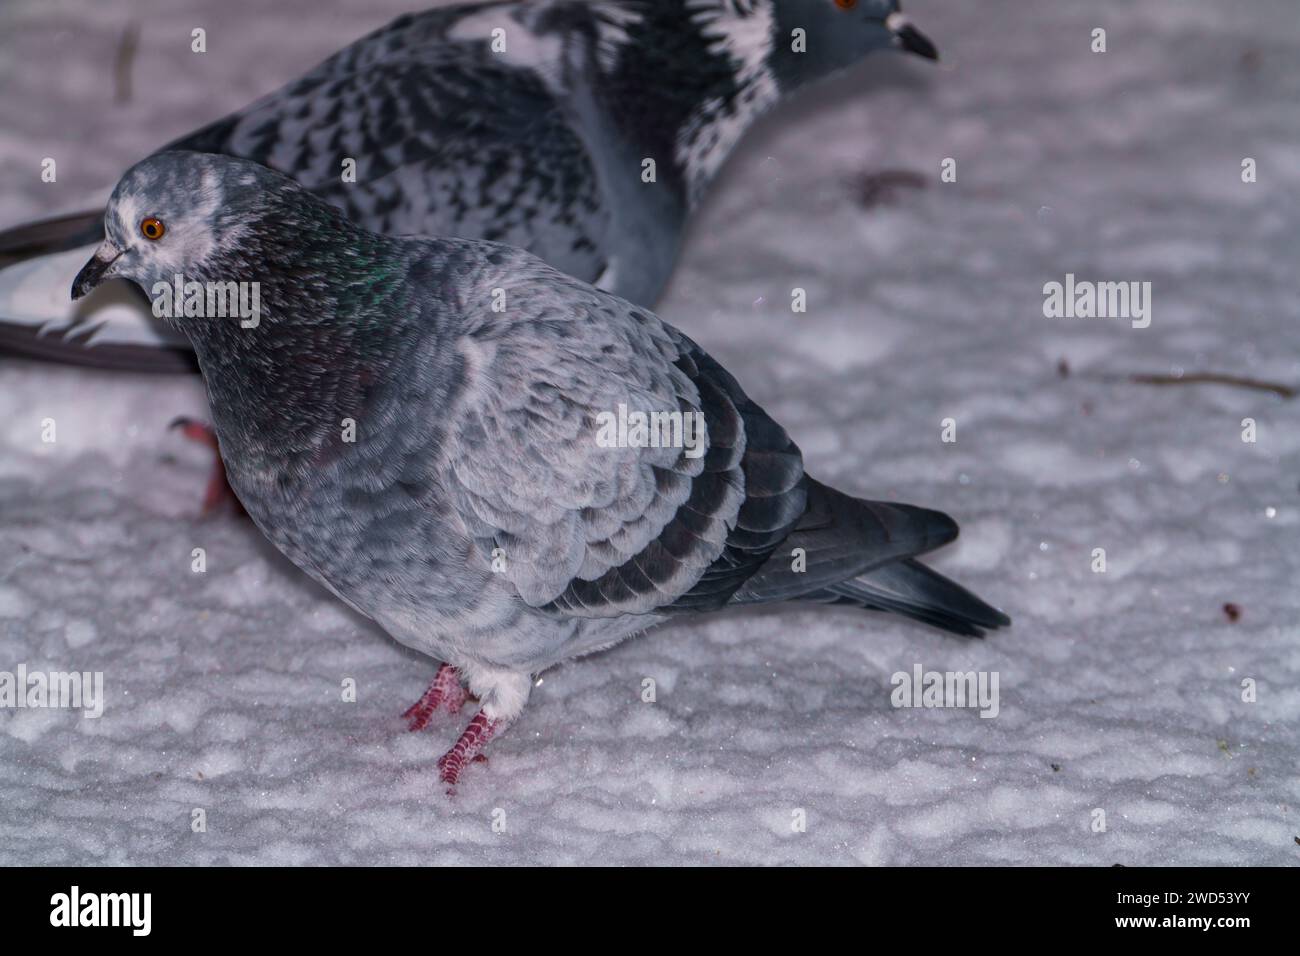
[3,0,936,369]
[71,152,1007,786]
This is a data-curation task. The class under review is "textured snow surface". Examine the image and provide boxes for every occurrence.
[1,0,1298,865]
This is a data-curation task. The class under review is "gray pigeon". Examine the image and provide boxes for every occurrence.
[72,152,1006,786]
[4,0,936,370]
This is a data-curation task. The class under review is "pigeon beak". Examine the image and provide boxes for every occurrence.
[72,240,124,300]
[886,12,939,61]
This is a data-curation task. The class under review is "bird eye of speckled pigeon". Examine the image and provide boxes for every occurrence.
[0,1,939,370]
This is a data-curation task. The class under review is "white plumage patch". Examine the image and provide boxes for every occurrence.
[116,168,233,279]
[458,661,533,721]
[688,0,774,76]
[587,1,645,73]
[449,6,563,71]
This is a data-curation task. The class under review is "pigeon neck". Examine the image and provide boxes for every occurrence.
[186,299,366,474]
[673,55,782,207]
[176,232,414,474]
[597,2,782,207]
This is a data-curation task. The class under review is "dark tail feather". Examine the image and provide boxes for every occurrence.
[0,209,103,268]
[822,559,1011,638]
[728,477,1008,638]
[730,478,958,605]
[0,210,198,373]
[0,319,198,373]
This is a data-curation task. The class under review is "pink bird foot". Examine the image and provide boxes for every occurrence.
[436,710,505,787]
[402,663,469,732]
[169,416,244,516]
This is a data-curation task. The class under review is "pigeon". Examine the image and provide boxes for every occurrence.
[73,151,1008,785]
[5,0,937,371]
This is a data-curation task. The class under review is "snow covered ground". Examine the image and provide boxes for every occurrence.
[1,0,1297,865]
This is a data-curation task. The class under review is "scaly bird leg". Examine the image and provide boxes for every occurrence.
[169,416,243,516]
[402,663,469,732]
[436,710,506,787]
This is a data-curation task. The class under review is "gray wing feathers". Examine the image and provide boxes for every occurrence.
[434,247,1001,633]
[659,344,808,611]
[445,263,735,614]
[547,355,750,615]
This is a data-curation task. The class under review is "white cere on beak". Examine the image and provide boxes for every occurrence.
[92,238,122,263]
[885,12,910,32]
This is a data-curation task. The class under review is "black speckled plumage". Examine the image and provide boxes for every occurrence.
[2,0,938,368]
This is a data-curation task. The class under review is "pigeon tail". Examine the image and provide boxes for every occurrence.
[0,208,104,267]
[730,478,1009,637]
[730,479,957,603]
[818,560,1012,638]
[0,208,196,372]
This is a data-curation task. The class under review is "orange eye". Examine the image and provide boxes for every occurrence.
[140,217,165,240]
[835,0,858,9]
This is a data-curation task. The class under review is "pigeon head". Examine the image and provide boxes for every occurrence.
[73,152,398,458]
[638,1,936,204]
[72,151,297,302]
[678,1,935,90]
[765,0,937,89]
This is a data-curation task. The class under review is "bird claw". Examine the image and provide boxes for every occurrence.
[403,663,469,731]
[168,415,217,447]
